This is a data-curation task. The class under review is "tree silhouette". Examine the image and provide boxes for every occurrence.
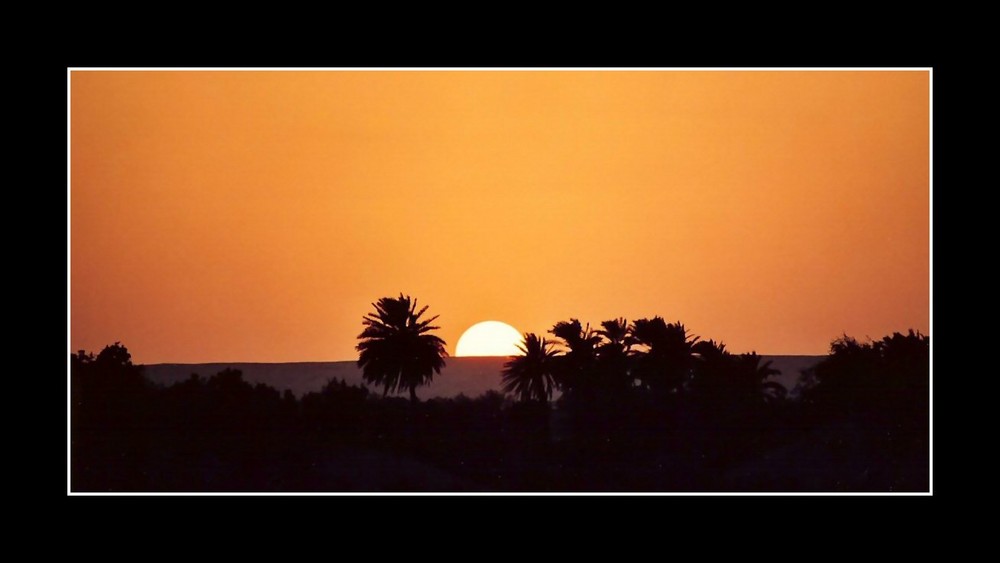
[630,317,699,394]
[72,341,150,426]
[595,318,635,393]
[690,338,731,394]
[71,342,153,491]
[549,318,601,395]
[501,333,559,403]
[801,330,928,417]
[691,340,785,407]
[356,294,448,403]
[596,317,633,355]
[73,341,147,396]
[734,352,785,405]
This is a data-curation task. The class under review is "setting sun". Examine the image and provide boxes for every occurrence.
[455,321,523,357]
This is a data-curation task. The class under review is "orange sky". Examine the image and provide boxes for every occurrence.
[70,70,930,363]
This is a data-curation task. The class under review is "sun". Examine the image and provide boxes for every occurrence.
[455,321,524,357]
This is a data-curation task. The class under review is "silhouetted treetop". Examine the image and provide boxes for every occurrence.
[800,329,929,415]
[548,319,601,395]
[630,318,699,393]
[596,318,634,354]
[356,293,448,403]
[73,341,147,394]
[550,319,601,356]
[502,333,559,403]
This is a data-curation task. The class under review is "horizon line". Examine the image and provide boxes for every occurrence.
[135,352,830,366]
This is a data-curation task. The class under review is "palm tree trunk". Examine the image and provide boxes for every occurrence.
[409,385,418,404]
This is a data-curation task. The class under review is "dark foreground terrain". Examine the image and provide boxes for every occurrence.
[70,333,928,493]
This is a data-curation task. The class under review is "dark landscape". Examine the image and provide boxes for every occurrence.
[71,313,929,493]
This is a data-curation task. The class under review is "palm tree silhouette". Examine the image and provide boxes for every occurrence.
[734,352,785,405]
[596,317,633,357]
[630,317,699,393]
[549,318,601,395]
[690,338,733,399]
[691,341,785,406]
[501,333,559,403]
[595,317,635,392]
[550,318,601,354]
[356,294,447,403]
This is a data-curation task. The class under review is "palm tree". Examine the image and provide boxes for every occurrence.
[550,318,601,354]
[501,333,559,403]
[596,317,635,392]
[734,352,785,404]
[549,318,601,395]
[691,341,786,406]
[356,294,447,403]
[690,338,733,398]
[630,317,699,393]
[596,317,633,357]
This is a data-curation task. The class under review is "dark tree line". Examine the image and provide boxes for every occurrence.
[71,341,512,491]
[70,296,929,492]
[504,316,787,407]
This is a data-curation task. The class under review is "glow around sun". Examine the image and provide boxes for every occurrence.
[455,321,524,357]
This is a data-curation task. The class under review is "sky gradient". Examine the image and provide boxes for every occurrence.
[70,70,930,363]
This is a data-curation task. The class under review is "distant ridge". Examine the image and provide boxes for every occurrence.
[142,355,823,400]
